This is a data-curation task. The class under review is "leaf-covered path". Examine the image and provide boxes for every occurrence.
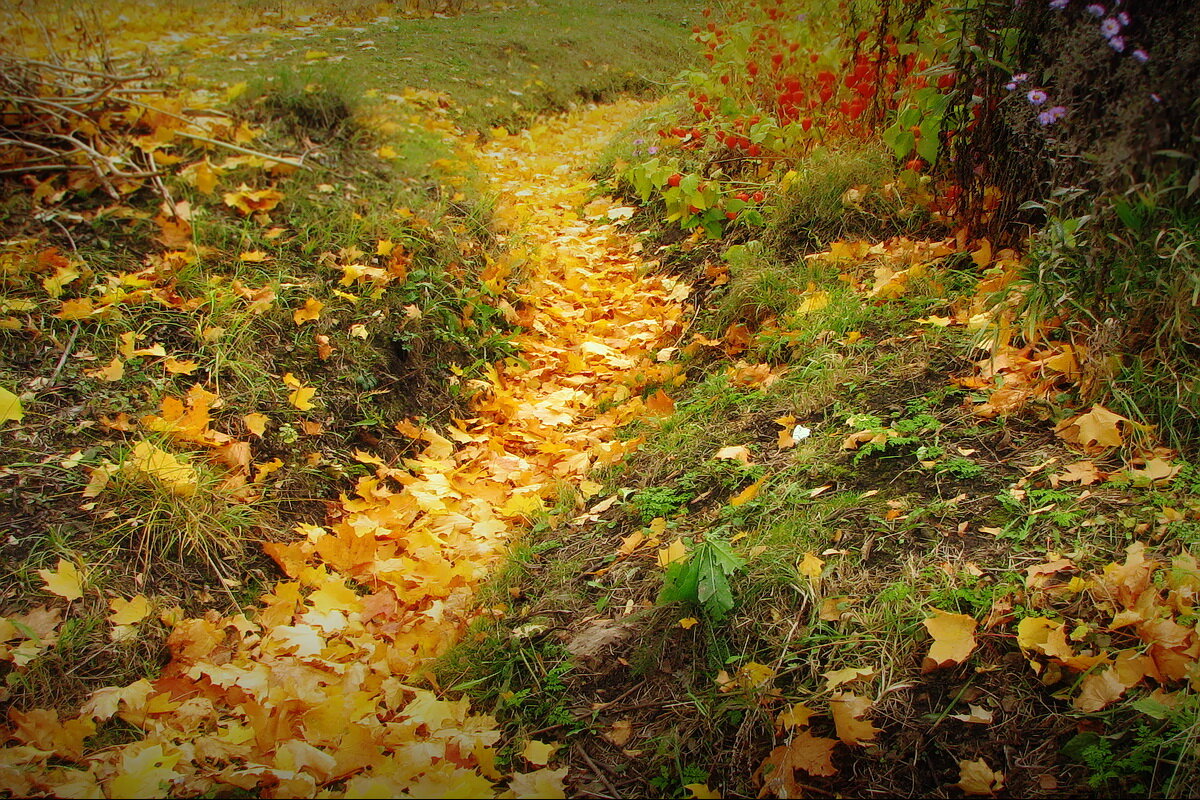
[2,100,689,798]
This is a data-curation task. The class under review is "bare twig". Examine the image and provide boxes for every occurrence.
[48,324,81,387]
[575,745,621,799]
[173,130,307,169]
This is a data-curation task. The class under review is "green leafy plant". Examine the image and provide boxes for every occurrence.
[659,531,747,619]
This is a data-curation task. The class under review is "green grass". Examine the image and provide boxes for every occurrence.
[175,0,706,131]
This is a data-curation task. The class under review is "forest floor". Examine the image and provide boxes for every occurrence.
[2,2,1199,799]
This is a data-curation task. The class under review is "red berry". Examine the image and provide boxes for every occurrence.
[800,117,813,131]
[752,191,765,202]
[726,211,738,220]
[748,144,762,157]
[667,173,682,187]
[905,158,923,172]
[735,192,750,201]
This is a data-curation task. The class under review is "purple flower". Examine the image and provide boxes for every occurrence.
[1132,48,1149,63]
[1150,93,1162,103]
[1027,89,1048,105]
[1004,81,1018,91]
[1100,18,1121,37]
[1117,11,1130,24]
[1085,3,1105,16]
[1038,106,1067,125]
[1013,72,1029,82]
[1108,34,1126,51]
[647,145,659,154]
[1049,0,1068,7]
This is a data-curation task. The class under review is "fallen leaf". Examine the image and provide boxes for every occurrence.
[922,609,977,672]
[243,413,269,437]
[87,357,125,382]
[822,666,877,691]
[646,389,675,416]
[39,558,84,602]
[163,357,199,375]
[956,758,1005,795]
[1053,460,1102,486]
[714,444,753,465]
[1074,667,1129,712]
[684,784,721,800]
[819,596,854,622]
[1016,617,1076,661]
[798,552,824,581]
[830,692,878,745]
[950,704,994,724]
[756,730,838,799]
[603,720,633,747]
[730,477,765,506]
[289,386,316,411]
[777,703,815,730]
[1056,405,1129,450]
[293,297,324,325]
[0,386,23,422]
[521,739,557,766]
[223,185,284,216]
[109,595,151,625]
[128,440,197,496]
[657,539,687,567]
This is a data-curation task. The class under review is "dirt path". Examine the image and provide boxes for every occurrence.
[2,99,689,798]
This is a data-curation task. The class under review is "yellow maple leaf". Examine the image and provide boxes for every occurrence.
[243,413,269,437]
[505,766,568,799]
[955,758,1004,795]
[0,386,22,423]
[109,594,152,626]
[86,357,125,382]
[777,703,815,730]
[798,552,824,581]
[38,558,84,602]
[921,609,978,672]
[58,297,94,319]
[1056,404,1130,450]
[222,185,284,216]
[795,290,829,314]
[730,476,765,506]
[163,357,199,375]
[657,538,687,567]
[822,665,877,691]
[714,444,752,465]
[293,297,324,325]
[645,388,676,415]
[128,440,197,496]
[108,742,180,798]
[288,386,316,410]
[684,784,722,800]
[1016,617,1076,661]
[757,730,838,799]
[829,691,878,746]
[522,739,557,766]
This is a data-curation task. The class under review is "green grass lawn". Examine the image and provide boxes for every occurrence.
[176,0,706,130]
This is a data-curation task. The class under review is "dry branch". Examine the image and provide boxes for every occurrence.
[0,51,303,205]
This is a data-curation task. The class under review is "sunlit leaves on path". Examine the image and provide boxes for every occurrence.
[0,99,685,798]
